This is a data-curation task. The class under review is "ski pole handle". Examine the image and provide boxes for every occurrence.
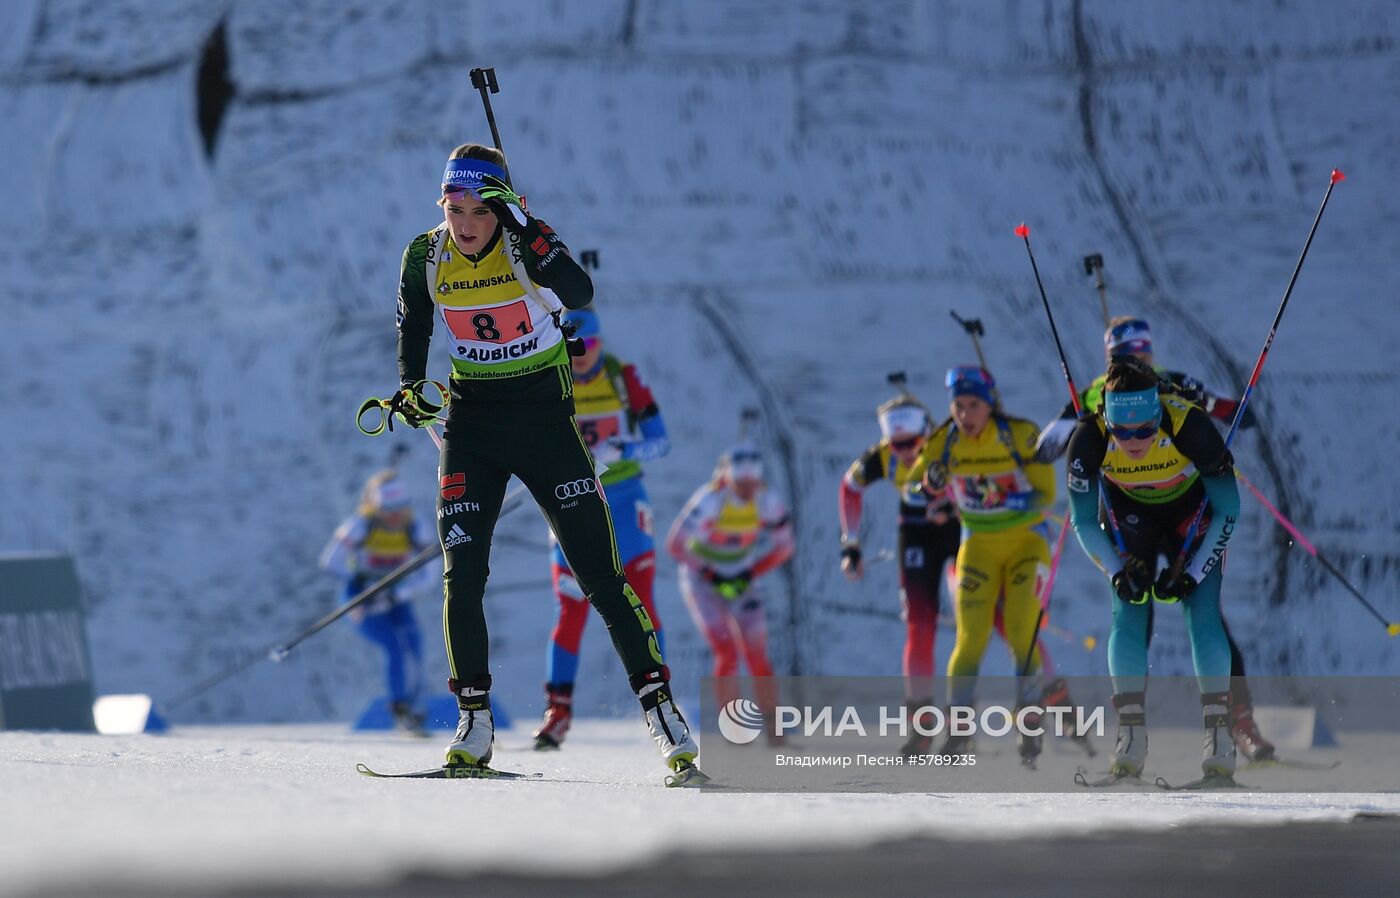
[357,381,450,436]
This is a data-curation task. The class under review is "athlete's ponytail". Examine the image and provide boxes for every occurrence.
[1103,357,1162,395]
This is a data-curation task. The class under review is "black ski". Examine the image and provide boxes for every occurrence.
[1074,767,1147,788]
[356,762,543,780]
[1154,773,1254,791]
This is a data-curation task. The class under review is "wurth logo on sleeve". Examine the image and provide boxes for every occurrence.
[441,473,466,501]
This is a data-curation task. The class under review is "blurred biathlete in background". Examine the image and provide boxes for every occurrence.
[1038,317,1273,763]
[838,380,960,756]
[534,306,671,750]
[319,469,438,734]
[905,367,1056,763]
[841,377,1089,758]
[667,444,794,724]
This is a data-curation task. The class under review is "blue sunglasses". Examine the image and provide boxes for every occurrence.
[1108,421,1160,441]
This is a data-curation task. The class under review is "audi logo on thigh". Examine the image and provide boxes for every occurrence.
[555,479,598,500]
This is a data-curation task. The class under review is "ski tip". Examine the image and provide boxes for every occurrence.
[1330,168,1346,184]
[355,763,376,776]
[1014,223,1030,238]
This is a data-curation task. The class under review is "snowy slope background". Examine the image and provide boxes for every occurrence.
[2,0,1398,726]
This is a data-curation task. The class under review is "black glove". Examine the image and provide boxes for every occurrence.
[476,176,586,296]
[707,568,754,601]
[388,387,436,430]
[923,463,948,494]
[840,543,862,575]
[1152,568,1198,604]
[1111,558,1152,604]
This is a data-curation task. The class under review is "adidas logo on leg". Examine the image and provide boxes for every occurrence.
[444,524,472,549]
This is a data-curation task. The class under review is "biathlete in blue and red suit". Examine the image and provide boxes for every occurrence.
[533,306,672,750]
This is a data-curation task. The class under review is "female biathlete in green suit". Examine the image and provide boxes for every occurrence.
[392,143,697,777]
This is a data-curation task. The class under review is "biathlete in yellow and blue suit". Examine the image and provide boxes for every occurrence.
[1064,357,1242,782]
[533,306,672,750]
[904,366,1055,761]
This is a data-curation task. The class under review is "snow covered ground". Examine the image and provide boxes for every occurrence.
[4,1,1400,893]
[2,0,1398,728]
[2,721,1397,897]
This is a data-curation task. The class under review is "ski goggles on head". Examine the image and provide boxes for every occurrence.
[945,366,997,406]
[441,158,509,201]
[1104,387,1161,440]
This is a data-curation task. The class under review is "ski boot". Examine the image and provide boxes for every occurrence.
[1229,681,1276,763]
[1016,705,1043,768]
[898,699,936,758]
[445,682,494,768]
[1201,691,1237,780]
[634,670,706,786]
[936,727,975,757]
[1109,691,1148,778]
[390,700,427,737]
[533,683,573,751]
[1042,676,1095,757]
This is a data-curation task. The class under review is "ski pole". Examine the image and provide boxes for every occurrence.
[949,311,990,372]
[1235,467,1398,636]
[267,543,442,663]
[164,483,532,710]
[1168,169,1346,579]
[1015,222,1127,676]
[1083,253,1109,328]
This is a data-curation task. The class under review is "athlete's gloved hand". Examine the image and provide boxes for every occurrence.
[1174,375,1208,407]
[703,568,754,600]
[1152,568,1198,604]
[476,175,578,293]
[1111,557,1152,604]
[609,435,669,463]
[840,541,863,581]
[388,388,436,429]
[1034,417,1077,464]
[922,462,948,495]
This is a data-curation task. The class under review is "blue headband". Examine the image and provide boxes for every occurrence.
[1103,387,1161,427]
[441,158,509,198]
